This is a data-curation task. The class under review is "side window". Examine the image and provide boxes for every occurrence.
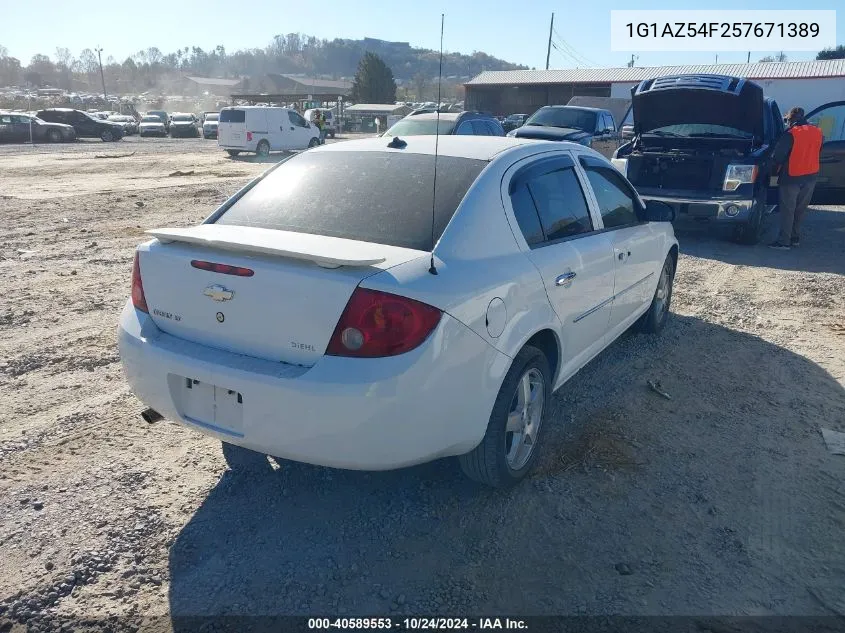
[289,111,308,128]
[604,113,616,132]
[455,121,474,135]
[582,164,640,228]
[808,104,845,142]
[470,120,490,135]
[11,115,28,124]
[527,167,594,240]
[510,184,545,246]
[0,115,12,124]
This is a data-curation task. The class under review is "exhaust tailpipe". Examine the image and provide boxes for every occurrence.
[141,408,163,424]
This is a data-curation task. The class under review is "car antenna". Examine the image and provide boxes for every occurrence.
[428,13,445,276]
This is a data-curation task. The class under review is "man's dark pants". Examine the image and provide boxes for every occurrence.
[778,177,817,243]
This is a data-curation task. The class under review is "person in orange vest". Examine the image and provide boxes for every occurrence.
[768,107,824,250]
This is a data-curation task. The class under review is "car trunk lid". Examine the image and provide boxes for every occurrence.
[138,225,427,366]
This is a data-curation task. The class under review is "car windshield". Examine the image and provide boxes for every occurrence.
[644,123,753,138]
[205,113,219,121]
[382,118,456,136]
[215,151,487,251]
[172,115,193,122]
[525,108,597,132]
[141,116,161,122]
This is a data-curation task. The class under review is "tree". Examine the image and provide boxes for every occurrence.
[817,45,845,60]
[412,72,428,101]
[759,52,787,62]
[351,52,396,104]
[27,54,56,86]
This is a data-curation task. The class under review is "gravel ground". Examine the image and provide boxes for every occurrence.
[1,138,844,631]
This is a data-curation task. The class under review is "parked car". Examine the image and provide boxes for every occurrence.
[805,100,845,205]
[108,114,138,135]
[383,111,505,137]
[138,115,167,137]
[508,106,620,159]
[502,113,528,133]
[36,108,124,142]
[0,111,76,143]
[170,113,200,138]
[303,108,337,139]
[147,110,170,132]
[119,136,678,487]
[218,106,321,156]
[613,74,785,244]
[202,112,219,139]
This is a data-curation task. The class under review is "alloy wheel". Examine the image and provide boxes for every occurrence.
[505,368,545,470]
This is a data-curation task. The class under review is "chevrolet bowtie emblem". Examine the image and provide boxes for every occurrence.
[203,284,235,302]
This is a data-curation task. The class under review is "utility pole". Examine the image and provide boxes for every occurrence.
[747,51,751,63]
[95,46,107,101]
[630,54,636,68]
[545,13,555,70]
[715,53,719,64]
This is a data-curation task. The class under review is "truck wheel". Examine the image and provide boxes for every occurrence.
[636,254,675,334]
[256,140,270,157]
[226,149,241,156]
[458,345,550,488]
[733,205,763,245]
[100,129,114,142]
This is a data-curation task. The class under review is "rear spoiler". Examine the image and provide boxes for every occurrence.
[146,225,393,268]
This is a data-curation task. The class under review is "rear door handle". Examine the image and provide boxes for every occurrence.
[555,272,577,286]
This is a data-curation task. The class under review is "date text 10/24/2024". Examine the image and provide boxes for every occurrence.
[308,618,528,630]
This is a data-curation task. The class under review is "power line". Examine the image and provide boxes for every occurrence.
[552,28,603,67]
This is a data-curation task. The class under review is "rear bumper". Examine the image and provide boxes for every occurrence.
[118,302,510,470]
[639,193,757,223]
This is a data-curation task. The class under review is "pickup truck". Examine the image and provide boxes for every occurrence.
[612,74,845,243]
[507,106,621,159]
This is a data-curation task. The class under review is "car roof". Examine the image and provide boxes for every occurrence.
[539,105,605,113]
[311,135,590,161]
[407,112,461,121]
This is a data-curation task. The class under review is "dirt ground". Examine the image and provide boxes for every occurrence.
[1,137,844,631]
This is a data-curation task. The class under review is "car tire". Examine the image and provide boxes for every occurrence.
[226,149,241,156]
[733,204,764,245]
[308,137,320,148]
[100,129,114,142]
[47,129,62,143]
[458,345,551,488]
[221,442,271,473]
[636,253,675,334]
[256,140,270,157]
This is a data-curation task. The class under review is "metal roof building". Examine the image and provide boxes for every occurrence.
[465,59,845,118]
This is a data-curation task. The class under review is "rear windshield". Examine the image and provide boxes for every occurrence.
[220,109,246,123]
[172,114,193,122]
[383,119,456,136]
[205,113,219,121]
[215,151,487,250]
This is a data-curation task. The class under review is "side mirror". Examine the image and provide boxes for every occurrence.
[644,199,676,223]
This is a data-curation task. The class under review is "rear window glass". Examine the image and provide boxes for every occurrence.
[216,151,487,250]
[220,109,246,123]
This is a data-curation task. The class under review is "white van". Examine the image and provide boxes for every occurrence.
[217,106,321,156]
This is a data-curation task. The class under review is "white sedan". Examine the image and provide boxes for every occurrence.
[118,136,678,487]
[138,115,166,137]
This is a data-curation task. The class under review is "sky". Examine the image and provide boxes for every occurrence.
[1,0,841,71]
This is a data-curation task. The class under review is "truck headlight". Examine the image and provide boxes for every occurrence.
[611,158,628,177]
[723,164,758,191]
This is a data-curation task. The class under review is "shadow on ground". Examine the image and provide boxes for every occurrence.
[168,314,845,622]
[674,206,845,275]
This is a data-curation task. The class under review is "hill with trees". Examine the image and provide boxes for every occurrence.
[0,35,528,94]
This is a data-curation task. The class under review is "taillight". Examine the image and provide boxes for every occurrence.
[247,131,253,142]
[326,288,441,358]
[191,260,254,276]
[131,252,148,313]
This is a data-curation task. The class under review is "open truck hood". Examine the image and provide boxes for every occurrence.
[631,74,764,140]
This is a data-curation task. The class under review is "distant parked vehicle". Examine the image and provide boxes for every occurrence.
[502,114,528,133]
[138,115,167,137]
[383,111,505,137]
[147,110,170,132]
[508,106,621,159]
[202,112,219,139]
[36,108,124,142]
[303,108,337,139]
[0,112,76,143]
[108,114,138,135]
[170,113,200,138]
[218,106,321,156]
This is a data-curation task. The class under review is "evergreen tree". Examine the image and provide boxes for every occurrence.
[351,52,396,103]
